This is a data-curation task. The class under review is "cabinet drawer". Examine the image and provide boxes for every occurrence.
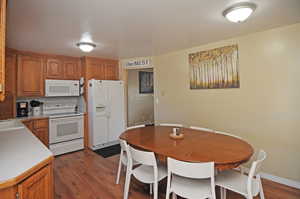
[33,119,49,129]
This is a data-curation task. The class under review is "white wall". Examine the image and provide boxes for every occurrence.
[154,23,300,182]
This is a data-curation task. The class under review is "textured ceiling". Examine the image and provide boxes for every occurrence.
[6,0,300,59]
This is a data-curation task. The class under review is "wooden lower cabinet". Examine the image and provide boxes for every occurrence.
[0,186,17,199]
[34,128,49,147]
[18,165,52,199]
[0,162,53,199]
[22,118,49,147]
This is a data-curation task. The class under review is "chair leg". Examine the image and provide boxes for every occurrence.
[150,183,153,195]
[220,187,223,199]
[259,179,265,199]
[172,192,177,199]
[153,182,158,199]
[123,171,131,199]
[165,187,169,199]
[223,188,227,199]
[116,156,123,184]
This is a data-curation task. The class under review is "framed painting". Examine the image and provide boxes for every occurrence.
[189,45,240,89]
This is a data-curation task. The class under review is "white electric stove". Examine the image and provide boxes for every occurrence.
[44,104,84,156]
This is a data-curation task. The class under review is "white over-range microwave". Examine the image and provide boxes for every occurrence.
[45,79,80,97]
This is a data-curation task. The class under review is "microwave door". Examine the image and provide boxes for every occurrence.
[45,80,80,97]
[46,85,71,96]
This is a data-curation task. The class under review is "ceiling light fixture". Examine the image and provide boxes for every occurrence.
[223,2,256,23]
[76,42,96,52]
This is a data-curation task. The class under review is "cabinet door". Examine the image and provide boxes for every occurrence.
[17,55,44,97]
[45,58,63,79]
[5,51,17,94]
[0,51,17,119]
[0,93,14,120]
[64,59,81,80]
[23,120,34,131]
[18,165,52,199]
[105,63,118,80]
[87,62,105,80]
[0,0,7,101]
[34,128,49,147]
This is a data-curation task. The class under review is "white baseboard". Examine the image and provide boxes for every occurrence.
[240,167,300,189]
[260,172,300,190]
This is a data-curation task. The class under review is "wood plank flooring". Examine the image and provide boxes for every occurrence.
[54,149,300,199]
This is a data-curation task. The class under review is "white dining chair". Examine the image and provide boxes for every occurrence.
[190,126,214,132]
[116,139,139,184]
[238,149,258,174]
[159,123,183,127]
[126,124,146,130]
[216,150,267,199]
[215,130,242,140]
[123,146,167,199]
[166,157,216,199]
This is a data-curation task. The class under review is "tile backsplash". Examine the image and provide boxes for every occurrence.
[16,96,86,115]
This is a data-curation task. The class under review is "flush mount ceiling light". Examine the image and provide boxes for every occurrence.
[76,42,96,52]
[223,2,256,23]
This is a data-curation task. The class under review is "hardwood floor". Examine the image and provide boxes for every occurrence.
[54,150,300,199]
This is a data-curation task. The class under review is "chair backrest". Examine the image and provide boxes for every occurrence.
[215,130,242,139]
[129,146,157,166]
[126,124,146,130]
[167,157,214,179]
[119,139,128,152]
[247,150,267,196]
[190,126,213,132]
[159,123,183,127]
[248,150,267,178]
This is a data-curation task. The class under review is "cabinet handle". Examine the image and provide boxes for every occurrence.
[16,193,19,199]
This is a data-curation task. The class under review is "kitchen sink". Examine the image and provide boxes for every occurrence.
[0,119,25,131]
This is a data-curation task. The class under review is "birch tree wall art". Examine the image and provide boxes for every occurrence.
[189,45,240,89]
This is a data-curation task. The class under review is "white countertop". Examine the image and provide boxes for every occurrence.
[0,121,53,185]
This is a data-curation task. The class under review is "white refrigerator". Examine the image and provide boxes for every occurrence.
[88,79,125,150]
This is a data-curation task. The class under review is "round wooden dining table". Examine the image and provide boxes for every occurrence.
[120,126,254,171]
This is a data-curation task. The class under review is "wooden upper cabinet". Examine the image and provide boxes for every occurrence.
[83,57,119,81]
[5,51,17,94]
[17,54,44,97]
[45,57,81,80]
[0,0,7,101]
[0,51,17,120]
[63,59,81,80]
[105,63,118,80]
[18,165,52,199]
[45,58,64,79]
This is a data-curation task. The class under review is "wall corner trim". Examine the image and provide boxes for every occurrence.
[241,167,300,189]
[260,172,300,190]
